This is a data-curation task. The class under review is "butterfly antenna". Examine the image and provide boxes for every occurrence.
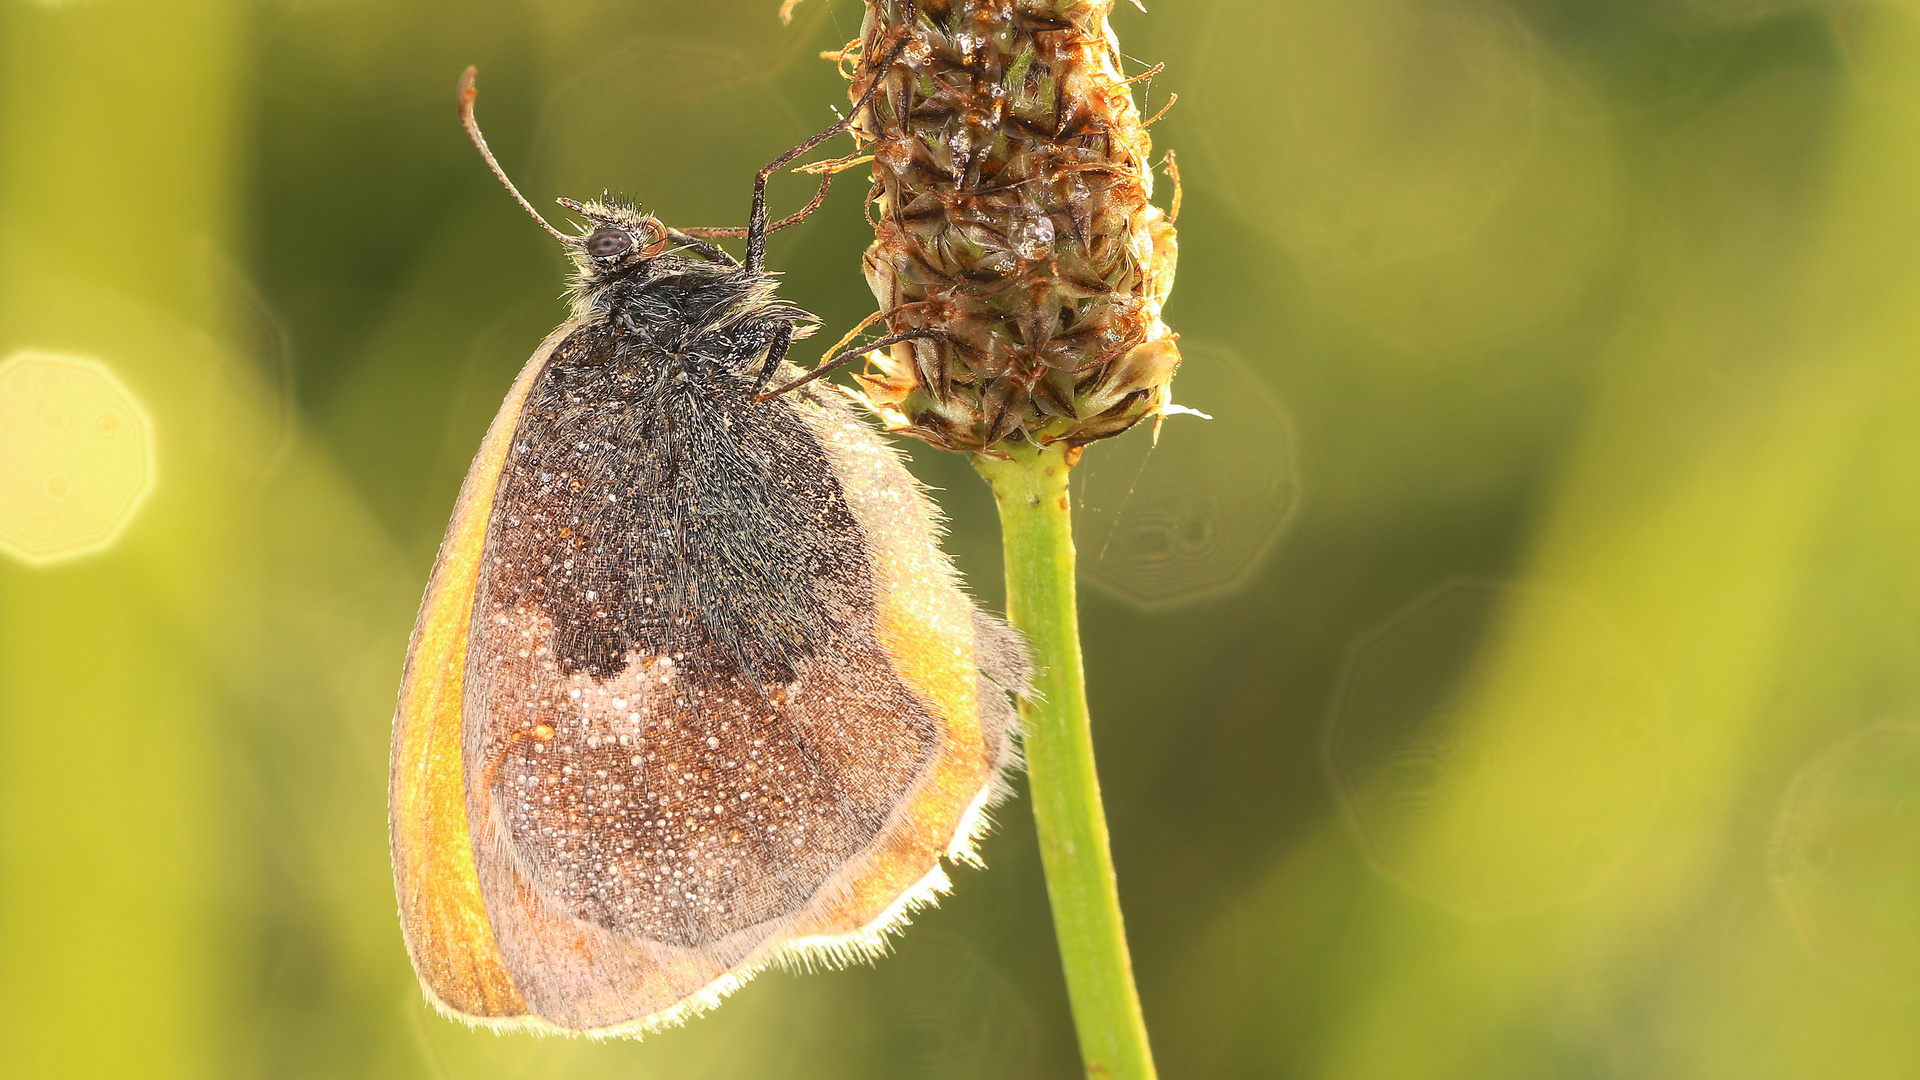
[458,67,573,243]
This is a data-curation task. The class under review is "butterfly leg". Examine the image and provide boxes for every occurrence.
[665,228,740,267]
[757,330,944,401]
[681,32,915,273]
[752,322,795,397]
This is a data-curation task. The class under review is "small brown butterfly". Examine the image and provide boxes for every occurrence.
[388,55,1025,1037]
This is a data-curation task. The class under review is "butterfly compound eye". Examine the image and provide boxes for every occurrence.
[587,228,633,258]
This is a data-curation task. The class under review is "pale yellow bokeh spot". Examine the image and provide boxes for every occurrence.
[1328,582,1665,915]
[0,351,154,563]
[1773,723,1920,996]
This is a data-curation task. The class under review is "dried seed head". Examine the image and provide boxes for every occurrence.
[838,0,1180,455]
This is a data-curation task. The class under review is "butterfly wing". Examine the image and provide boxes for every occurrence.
[389,317,588,1024]
[439,322,1022,1034]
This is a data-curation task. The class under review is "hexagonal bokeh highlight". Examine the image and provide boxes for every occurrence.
[1074,346,1300,608]
[1327,582,1664,915]
[1772,723,1920,997]
[0,352,154,563]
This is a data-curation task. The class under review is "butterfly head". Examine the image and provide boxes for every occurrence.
[456,69,674,293]
[556,198,671,279]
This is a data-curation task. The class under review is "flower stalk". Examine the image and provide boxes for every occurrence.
[801,0,1176,1073]
[975,443,1156,1080]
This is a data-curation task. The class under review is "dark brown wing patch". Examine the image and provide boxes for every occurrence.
[464,324,938,951]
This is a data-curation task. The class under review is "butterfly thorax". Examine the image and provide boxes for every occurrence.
[574,259,816,373]
[553,198,818,370]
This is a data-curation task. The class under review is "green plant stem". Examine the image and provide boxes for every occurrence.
[974,442,1157,1080]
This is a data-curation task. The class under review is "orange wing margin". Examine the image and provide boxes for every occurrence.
[388,318,584,1021]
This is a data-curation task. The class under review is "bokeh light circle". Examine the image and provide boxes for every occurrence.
[1773,723,1920,997]
[1327,582,1665,915]
[0,351,154,564]
[1074,346,1300,609]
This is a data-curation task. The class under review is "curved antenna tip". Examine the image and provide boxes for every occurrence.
[457,65,572,244]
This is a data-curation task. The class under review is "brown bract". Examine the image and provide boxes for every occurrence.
[841,0,1180,454]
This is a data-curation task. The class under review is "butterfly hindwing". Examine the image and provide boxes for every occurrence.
[445,321,1018,1033]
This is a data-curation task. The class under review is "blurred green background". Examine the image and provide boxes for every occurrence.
[4,0,1920,1076]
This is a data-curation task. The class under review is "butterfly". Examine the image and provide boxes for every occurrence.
[388,52,1026,1037]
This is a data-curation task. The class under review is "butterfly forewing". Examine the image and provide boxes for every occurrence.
[459,324,950,1023]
